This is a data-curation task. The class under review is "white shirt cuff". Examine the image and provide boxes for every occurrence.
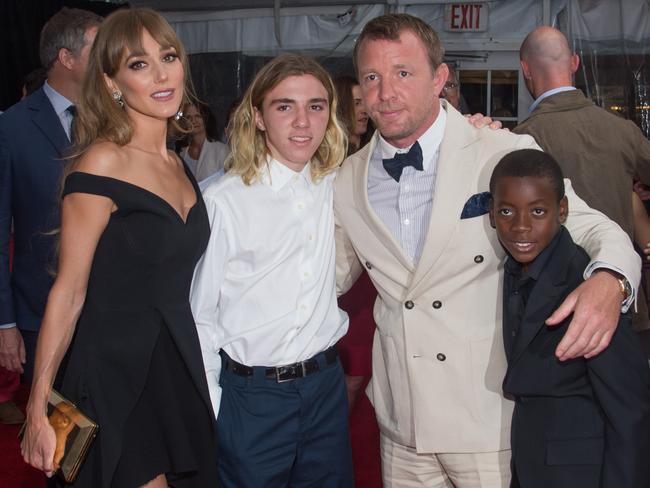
[0,322,17,330]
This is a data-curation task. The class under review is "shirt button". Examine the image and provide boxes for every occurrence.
[405,300,414,309]
[403,218,410,225]
[514,290,519,295]
[404,185,410,191]
[436,353,446,361]
[365,261,372,270]
[308,234,313,240]
[474,255,484,263]
[432,300,442,309]
[297,203,304,210]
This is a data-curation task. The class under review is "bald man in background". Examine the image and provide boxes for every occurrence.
[514,26,650,333]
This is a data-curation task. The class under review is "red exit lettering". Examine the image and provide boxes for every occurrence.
[450,4,484,30]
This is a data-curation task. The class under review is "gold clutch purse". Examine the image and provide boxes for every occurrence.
[20,389,98,483]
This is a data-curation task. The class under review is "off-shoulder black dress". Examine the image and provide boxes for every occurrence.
[58,168,219,487]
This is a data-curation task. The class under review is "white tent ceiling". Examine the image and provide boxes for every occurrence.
[130,0,387,11]
[127,0,649,56]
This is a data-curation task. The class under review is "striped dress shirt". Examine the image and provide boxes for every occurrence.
[367,104,447,264]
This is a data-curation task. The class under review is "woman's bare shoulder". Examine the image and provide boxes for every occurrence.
[73,141,129,178]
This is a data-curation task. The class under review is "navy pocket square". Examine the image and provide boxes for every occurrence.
[460,192,491,219]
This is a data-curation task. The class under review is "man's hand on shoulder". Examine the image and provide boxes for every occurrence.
[0,327,26,373]
[546,270,624,360]
[465,113,503,130]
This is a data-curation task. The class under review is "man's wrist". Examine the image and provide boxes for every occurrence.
[595,269,631,301]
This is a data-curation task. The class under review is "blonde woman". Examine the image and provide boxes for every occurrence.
[20,9,219,488]
[190,54,352,487]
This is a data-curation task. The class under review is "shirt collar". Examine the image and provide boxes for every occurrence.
[529,86,576,113]
[42,80,74,117]
[377,100,447,172]
[261,156,312,193]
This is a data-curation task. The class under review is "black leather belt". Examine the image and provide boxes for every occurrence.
[222,346,338,383]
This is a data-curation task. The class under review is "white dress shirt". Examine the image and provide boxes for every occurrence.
[367,103,447,263]
[190,158,348,414]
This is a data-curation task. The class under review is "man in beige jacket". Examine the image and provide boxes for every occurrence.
[334,14,640,487]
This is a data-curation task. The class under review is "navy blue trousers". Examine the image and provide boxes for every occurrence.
[217,352,353,488]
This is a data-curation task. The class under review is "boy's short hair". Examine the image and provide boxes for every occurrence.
[489,149,565,202]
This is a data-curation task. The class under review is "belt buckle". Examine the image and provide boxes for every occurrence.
[275,362,306,383]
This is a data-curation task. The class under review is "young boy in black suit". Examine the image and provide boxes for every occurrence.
[489,149,650,488]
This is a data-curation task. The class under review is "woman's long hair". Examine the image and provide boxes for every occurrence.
[333,75,357,148]
[226,54,347,185]
[333,75,374,156]
[66,8,195,174]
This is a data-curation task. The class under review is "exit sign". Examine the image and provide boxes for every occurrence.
[444,3,488,32]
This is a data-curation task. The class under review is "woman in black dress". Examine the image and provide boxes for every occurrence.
[21,9,219,487]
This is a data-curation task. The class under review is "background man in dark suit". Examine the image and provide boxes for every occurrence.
[513,26,650,334]
[0,7,101,382]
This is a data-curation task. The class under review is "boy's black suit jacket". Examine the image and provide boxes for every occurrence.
[502,227,650,488]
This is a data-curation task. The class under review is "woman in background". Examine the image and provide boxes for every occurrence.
[20,9,219,487]
[179,101,229,182]
[334,74,382,486]
[334,75,372,156]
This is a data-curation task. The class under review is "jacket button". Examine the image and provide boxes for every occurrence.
[432,300,442,309]
[405,300,414,309]
[474,255,484,263]
[436,353,446,361]
[365,261,372,270]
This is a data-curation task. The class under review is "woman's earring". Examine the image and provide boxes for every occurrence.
[174,110,183,121]
[112,91,124,108]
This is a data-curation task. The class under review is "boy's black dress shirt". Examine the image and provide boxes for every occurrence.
[503,228,563,359]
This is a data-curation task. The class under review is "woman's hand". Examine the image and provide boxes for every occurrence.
[21,414,57,477]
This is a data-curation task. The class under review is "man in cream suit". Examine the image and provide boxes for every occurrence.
[334,14,640,487]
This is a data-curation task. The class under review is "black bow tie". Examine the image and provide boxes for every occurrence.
[382,141,423,182]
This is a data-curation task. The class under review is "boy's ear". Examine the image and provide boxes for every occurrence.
[254,107,266,131]
[558,195,569,224]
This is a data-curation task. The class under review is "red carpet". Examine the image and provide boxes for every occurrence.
[349,386,383,487]
[1,383,382,488]
[0,383,46,488]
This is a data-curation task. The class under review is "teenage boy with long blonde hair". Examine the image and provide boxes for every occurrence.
[191,54,352,487]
